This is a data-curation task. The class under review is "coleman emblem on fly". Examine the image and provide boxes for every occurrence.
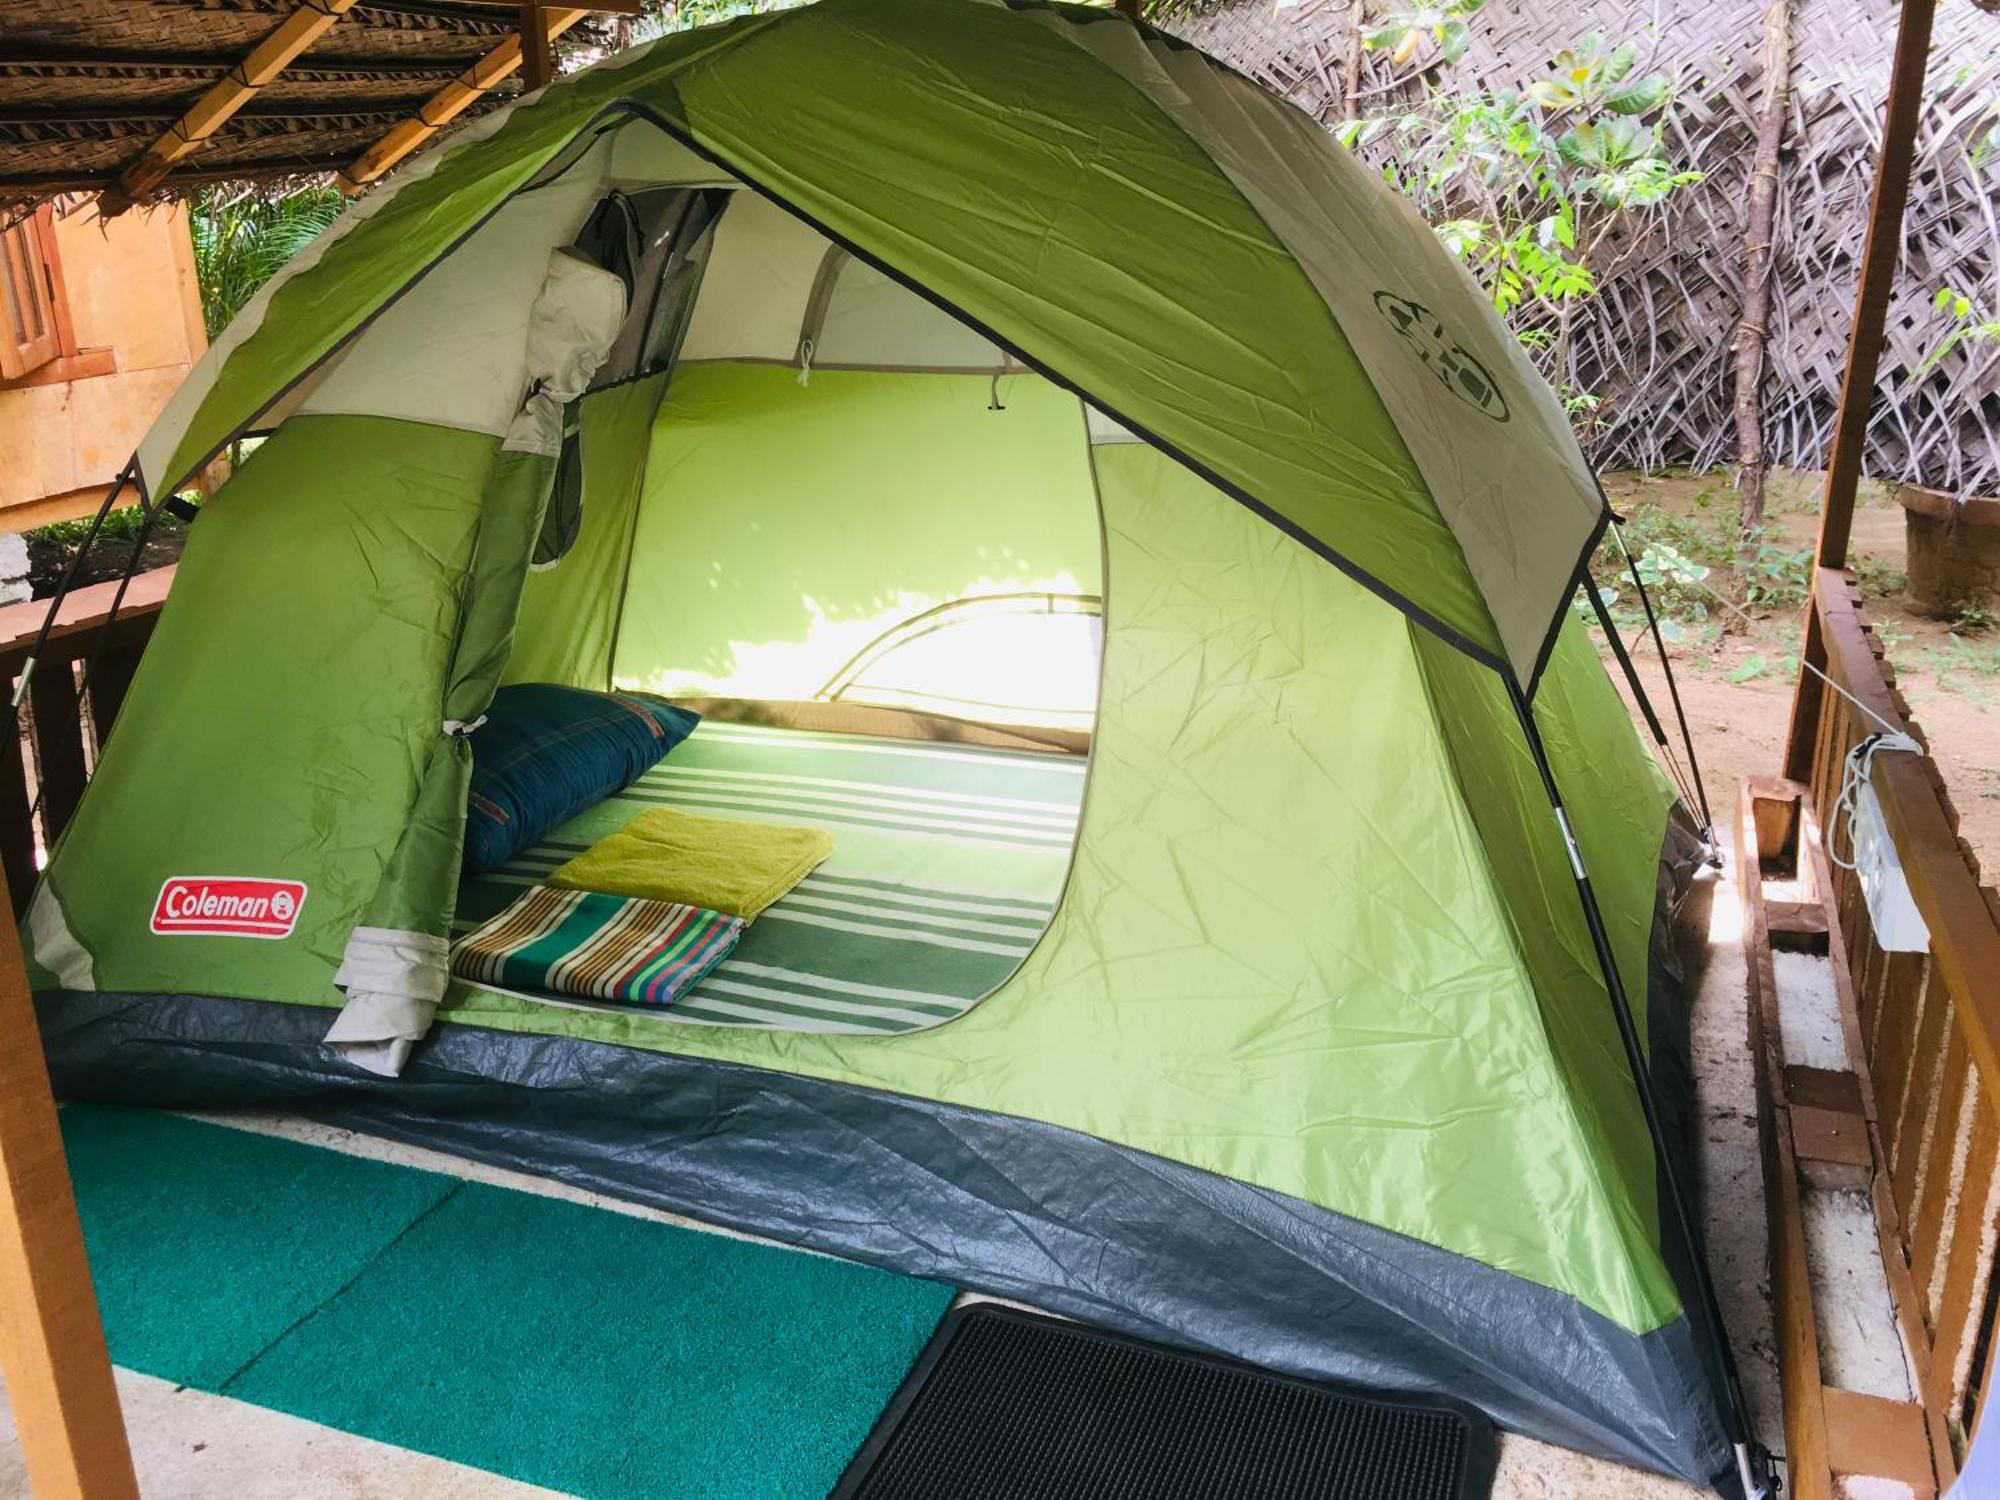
[151,878,308,939]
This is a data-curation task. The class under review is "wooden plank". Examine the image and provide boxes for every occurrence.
[1782,0,1938,777]
[0,695,37,920]
[27,208,76,361]
[1741,779,1835,1500]
[1786,1064,1864,1114]
[27,664,86,850]
[1811,571,2000,1122]
[1910,1027,1974,1324]
[1875,748,2000,1118]
[0,861,139,1499]
[1753,789,1800,872]
[1800,778,1962,1480]
[1770,899,1830,935]
[519,0,553,91]
[1872,953,1927,1164]
[1891,962,1952,1230]
[0,566,174,681]
[1932,1090,2000,1414]
[1792,1103,1873,1167]
[1824,1389,1938,1493]
[335,8,591,191]
[99,0,366,213]
[85,644,145,755]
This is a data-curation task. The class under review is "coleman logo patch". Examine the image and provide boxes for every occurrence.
[151,877,307,939]
[1372,291,1511,423]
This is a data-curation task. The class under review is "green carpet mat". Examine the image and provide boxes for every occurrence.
[62,1104,957,1499]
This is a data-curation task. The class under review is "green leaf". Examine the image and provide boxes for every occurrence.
[1603,73,1670,115]
[1728,655,1771,684]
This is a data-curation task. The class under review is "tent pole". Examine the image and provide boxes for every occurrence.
[0,858,139,1499]
[1605,521,1717,843]
[6,463,139,728]
[1505,681,1766,1498]
[1580,571,1713,830]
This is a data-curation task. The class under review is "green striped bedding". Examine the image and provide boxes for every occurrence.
[454,721,1086,1034]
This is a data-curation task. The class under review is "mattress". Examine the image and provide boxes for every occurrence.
[453,720,1088,1033]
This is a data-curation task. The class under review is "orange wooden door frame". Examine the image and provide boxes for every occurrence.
[0,859,137,1499]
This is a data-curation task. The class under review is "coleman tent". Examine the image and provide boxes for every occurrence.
[26,2,1753,1491]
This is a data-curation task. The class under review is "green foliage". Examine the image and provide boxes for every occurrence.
[1736,527,1814,609]
[1336,14,1700,430]
[190,184,346,339]
[1922,633,2000,701]
[1579,509,1714,643]
[1953,603,1998,633]
[1363,0,1486,67]
[1577,497,1811,651]
[1852,554,1908,601]
[1920,286,2000,374]
[25,506,162,546]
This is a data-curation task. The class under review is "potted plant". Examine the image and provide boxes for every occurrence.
[1900,286,2000,619]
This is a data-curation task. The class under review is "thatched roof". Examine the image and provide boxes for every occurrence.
[0,0,631,210]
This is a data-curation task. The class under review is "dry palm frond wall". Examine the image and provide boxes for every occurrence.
[1164,0,2000,497]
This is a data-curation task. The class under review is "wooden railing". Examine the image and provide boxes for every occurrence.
[0,568,172,916]
[1802,565,2000,1479]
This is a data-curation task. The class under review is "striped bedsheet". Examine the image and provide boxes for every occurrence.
[454,720,1087,1034]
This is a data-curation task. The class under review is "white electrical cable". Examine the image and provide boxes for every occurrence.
[1827,729,1925,871]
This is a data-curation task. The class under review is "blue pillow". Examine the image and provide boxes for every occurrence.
[463,685,700,875]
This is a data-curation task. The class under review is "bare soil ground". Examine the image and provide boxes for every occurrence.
[1598,467,2000,880]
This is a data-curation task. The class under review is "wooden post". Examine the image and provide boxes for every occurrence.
[0,861,138,1500]
[519,0,553,92]
[1780,0,1936,782]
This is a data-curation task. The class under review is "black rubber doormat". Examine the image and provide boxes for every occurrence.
[833,1304,1498,1500]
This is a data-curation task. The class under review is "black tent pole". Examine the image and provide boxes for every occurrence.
[1607,519,1717,841]
[6,460,139,732]
[1505,679,1767,1500]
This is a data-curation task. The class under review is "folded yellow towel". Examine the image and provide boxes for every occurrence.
[548,808,834,921]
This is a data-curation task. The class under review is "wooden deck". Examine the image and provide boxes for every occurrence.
[1744,567,2000,1497]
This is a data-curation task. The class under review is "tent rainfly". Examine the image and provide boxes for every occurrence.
[23,3,1762,1493]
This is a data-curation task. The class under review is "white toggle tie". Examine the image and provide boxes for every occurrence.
[442,716,487,737]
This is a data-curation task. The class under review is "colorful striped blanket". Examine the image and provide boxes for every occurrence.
[451,886,743,1010]
[456,722,1086,1034]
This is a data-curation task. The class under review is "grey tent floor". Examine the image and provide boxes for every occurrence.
[1,861,1784,1500]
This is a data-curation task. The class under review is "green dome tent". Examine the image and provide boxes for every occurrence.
[25,2,1756,1491]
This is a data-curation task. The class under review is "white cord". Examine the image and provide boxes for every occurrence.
[1827,729,1924,871]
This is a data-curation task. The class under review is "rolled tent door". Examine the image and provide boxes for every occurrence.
[325,249,628,1075]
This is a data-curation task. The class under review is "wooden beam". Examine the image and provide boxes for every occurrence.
[97,0,365,217]
[0,860,139,1500]
[1781,0,1936,779]
[520,1,554,92]
[336,6,589,192]
[0,46,477,79]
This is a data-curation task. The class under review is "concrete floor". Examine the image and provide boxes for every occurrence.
[0,854,1786,1500]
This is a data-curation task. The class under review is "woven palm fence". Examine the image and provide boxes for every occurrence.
[1164,0,2000,497]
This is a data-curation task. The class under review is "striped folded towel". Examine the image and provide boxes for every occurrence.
[451,885,742,1009]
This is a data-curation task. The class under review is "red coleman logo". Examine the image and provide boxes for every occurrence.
[151,877,307,939]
